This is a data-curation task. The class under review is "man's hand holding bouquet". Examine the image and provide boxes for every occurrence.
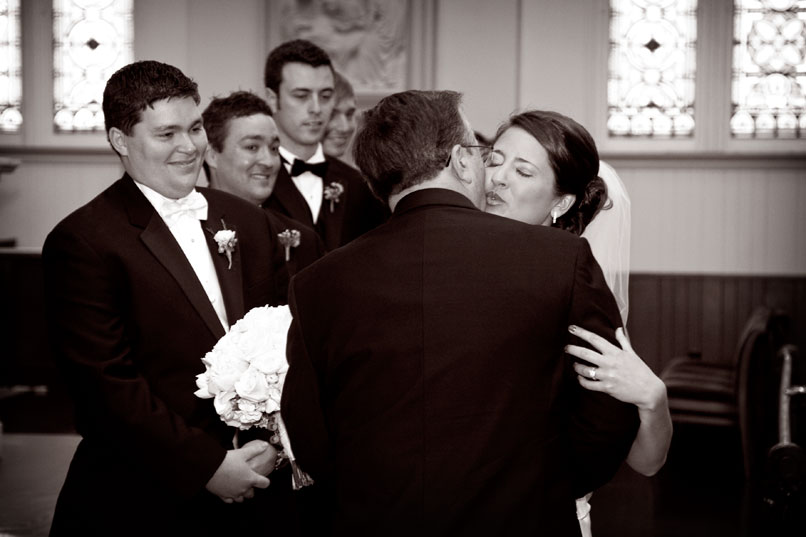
[195,305,313,493]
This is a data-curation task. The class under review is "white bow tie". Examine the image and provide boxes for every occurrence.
[159,190,208,223]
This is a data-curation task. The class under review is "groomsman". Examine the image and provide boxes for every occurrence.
[281,90,640,536]
[202,90,325,283]
[322,70,357,159]
[44,61,291,536]
[262,39,388,251]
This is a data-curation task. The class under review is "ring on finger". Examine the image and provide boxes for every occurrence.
[590,367,598,381]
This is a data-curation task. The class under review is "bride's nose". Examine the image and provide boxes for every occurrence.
[487,167,506,188]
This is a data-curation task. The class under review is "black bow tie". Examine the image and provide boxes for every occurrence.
[290,159,329,178]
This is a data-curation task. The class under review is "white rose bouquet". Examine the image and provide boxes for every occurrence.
[194,305,313,490]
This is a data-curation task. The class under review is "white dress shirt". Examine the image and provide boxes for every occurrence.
[135,181,229,331]
[279,144,325,224]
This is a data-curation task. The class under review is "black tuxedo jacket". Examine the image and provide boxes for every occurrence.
[281,189,639,536]
[43,175,301,536]
[264,209,326,292]
[263,156,388,251]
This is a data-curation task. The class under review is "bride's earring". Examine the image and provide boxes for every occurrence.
[551,210,558,224]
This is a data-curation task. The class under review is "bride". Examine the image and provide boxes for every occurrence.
[483,110,673,536]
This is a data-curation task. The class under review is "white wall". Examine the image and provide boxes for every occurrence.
[0,154,121,248]
[435,0,520,136]
[613,158,806,274]
[1,0,804,275]
[135,0,268,107]
[435,0,806,275]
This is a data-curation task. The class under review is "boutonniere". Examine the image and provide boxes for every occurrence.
[209,219,237,269]
[277,229,301,262]
[323,182,345,213]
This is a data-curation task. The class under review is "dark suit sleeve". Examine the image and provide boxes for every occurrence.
[566,239,640,497]
[43,225,226,498]
[280,280,331,480]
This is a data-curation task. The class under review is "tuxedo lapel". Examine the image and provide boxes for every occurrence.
[140,214,227,341]
[203,211,245,325]
[271,168,316,228]
[122,177,226,340]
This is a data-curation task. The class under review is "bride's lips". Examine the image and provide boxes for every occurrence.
[486,191,504,206]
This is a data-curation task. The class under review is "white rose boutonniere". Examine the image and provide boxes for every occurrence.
[323,182,345,213]
[210,219,237,269]
[195,305,313,490]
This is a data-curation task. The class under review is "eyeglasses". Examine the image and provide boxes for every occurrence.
[444,144,493,167]
[484,150,504,167]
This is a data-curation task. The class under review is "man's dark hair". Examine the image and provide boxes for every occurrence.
[103,60,200,137]
[353,90,467,202]
[333,70,355,102]
[202,91,273,153]
[264,39,333,93]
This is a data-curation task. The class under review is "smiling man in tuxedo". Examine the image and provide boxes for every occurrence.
[43,61,294,536]
[262,39,388,251]
[202,90,324,285]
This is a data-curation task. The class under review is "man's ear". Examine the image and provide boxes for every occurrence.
[265,88,278,114]
[204,146,218,169]
[108,127,128,156]
[449,144,473,185]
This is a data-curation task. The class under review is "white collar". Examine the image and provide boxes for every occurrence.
[279,144,326,166]
[134,181,207,221]
[135,180,176,210]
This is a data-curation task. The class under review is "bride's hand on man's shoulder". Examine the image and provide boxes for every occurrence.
[565,325,667,412]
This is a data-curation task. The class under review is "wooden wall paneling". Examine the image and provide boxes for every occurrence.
[750,278,768,332]
[626,275,661,373]
[627,274,806,376]
[766,278,793,313]
[721,277,740,362]
[795,280,806,383]
[686,277,703,361]
[673,278,691,362]
[660,276,678,366]
[701,277,723,364]
[798,177,806,270]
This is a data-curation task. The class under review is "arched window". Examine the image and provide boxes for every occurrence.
[731,0,806,139]
[608,0,698,138]
[0,0,22,133]
[53,0,133,132]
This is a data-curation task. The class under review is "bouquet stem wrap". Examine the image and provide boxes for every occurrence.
[276,414,314,490]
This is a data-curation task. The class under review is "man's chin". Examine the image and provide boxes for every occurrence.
[299,129,325,145]
[171,169,203,192]
[249,186,274,205]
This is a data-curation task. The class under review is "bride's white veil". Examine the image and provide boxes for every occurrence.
[581,161,631,324]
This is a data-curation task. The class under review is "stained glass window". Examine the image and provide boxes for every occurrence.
[732,0,806,138]
[53,0,133,132]
[0,0,22,133]
[608,0,698,137]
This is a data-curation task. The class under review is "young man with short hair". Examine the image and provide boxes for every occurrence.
[44,61,294,536]
[263,39,388,251]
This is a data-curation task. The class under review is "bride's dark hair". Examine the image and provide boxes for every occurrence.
[495,110,608,236]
